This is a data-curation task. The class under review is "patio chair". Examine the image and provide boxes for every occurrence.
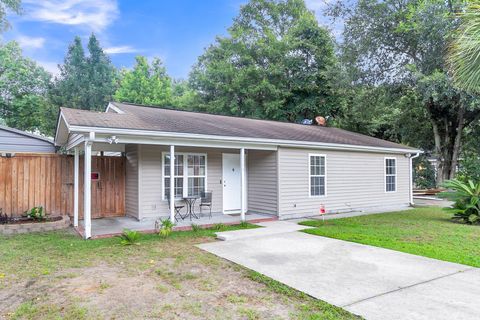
[199,191,213,218]
[166,191,186,221]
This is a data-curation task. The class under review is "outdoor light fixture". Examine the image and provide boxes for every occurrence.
[106,135,119,144]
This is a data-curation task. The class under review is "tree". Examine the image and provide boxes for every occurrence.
[448,1,480,93]
[189,0,338,122]
[51,34,117,111]
[0,0,21,33]
[0,41,53,134]
[113,56,173,106]
[329,0,480,184]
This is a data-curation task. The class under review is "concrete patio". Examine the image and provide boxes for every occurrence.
[77,212,276,238]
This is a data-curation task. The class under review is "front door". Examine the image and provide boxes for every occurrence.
[222,153,241,214]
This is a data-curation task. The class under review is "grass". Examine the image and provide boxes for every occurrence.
[300,207,480,268]
[0,223,258,280]
[0,222,360,319]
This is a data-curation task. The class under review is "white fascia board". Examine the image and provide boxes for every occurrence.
[66,133,85,150]
[54,112,70,146]
[68,125,423,154]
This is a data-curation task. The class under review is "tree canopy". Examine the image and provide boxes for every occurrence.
[190,0,338,122]
[113,56,173,106]
[0,41,53,133]
[328,0,480,183]
[51,34,117,111]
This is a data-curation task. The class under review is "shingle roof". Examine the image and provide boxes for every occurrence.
[60,102,418,151]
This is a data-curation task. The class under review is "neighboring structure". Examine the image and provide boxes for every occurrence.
[55,102,422,238]
[0,125,55,153]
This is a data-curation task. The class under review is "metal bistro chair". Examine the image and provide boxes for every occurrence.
[199,191,213,218]
[166,191,186,221]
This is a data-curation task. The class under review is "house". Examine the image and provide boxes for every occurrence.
[0,125,55,154]
[55,102,422,238]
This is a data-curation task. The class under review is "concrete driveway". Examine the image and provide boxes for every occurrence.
[198,221,480,320]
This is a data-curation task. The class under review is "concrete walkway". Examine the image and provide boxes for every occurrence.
[198,222,480,320]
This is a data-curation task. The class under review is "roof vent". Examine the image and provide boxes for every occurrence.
[315,116,326,126]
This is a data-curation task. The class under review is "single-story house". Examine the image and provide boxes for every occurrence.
[55,102,422,238]
[0,125,55,154]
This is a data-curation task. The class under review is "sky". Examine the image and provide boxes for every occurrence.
[3,0,335,79]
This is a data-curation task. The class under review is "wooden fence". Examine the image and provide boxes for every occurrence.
[0,154,125,219]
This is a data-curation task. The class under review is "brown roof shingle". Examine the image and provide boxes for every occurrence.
[60,102,418,151]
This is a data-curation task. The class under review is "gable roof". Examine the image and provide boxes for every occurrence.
[58,102,419,153]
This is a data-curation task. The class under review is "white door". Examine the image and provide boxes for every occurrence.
[222,153,241,214]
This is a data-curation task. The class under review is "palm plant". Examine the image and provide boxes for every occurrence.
[158,218,174,238]
[440,179,480,224]
[118,229,141,245]
[448,1,480,93]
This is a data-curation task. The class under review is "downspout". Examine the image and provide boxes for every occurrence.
[409,153,420,206]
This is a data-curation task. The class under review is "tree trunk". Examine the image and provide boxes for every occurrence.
[431,121,444,185]
[450,105,465,180]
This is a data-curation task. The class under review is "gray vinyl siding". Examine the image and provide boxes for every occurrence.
[136,145,225,218]
[125,144,139,218]
[247,150,278,215]
[278,147,410,219]
[0,127,55,153]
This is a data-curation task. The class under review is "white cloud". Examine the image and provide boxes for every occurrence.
[104,45,138,54]
[16,35,45,49]
[37,60,60,76]
[23,0,118,32]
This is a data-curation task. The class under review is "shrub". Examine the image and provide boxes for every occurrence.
[413,155,436,188]
[213,223,226,231]
[158,218,174,238]
[25,206,46,221]
[190,223,201,232]
[239,221,249,228]
[118,229,141,245]
[457,155,480,183]
[440,179,480,224]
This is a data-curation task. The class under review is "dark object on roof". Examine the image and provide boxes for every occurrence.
[0,125,55,153]
[60,102,417,151]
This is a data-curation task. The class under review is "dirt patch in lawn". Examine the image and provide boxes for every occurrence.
[1,233,354,320]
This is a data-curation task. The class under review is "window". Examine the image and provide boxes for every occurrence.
[310,155,326,196]
[163,153,206,199]
[385,158,396,192]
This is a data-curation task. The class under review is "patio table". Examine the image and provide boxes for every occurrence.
[182,196,200,220]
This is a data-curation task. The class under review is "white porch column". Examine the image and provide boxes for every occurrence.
[240,147,246,222]
[170,145,175,223]
[73,147,79,227]
[83,141,92,239]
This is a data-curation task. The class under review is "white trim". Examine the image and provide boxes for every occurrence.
[83,141,92,239]
[409,153,420,205]
[73,147,79,227]
[308,153,327,197]
[161,151,208,201]
[169,145,175,223]
[385,157,397,193]
[66,124,422,154]
[240,148,246,221]
[105,102,125,114]
[54,112,70,146]
[138,145,142,220]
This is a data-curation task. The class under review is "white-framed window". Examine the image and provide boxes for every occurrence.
[163,153,207,199]
[385,157,396,192]
[309,154,326,197]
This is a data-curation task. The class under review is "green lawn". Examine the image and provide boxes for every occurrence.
[300,207,480,268]
[0,224,358,320]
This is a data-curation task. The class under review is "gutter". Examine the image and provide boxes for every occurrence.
[409,152,421,205]
[65,125,422,155]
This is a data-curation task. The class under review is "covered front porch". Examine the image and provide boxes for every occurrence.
[68,134,279,239]
[77,212,276,238]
